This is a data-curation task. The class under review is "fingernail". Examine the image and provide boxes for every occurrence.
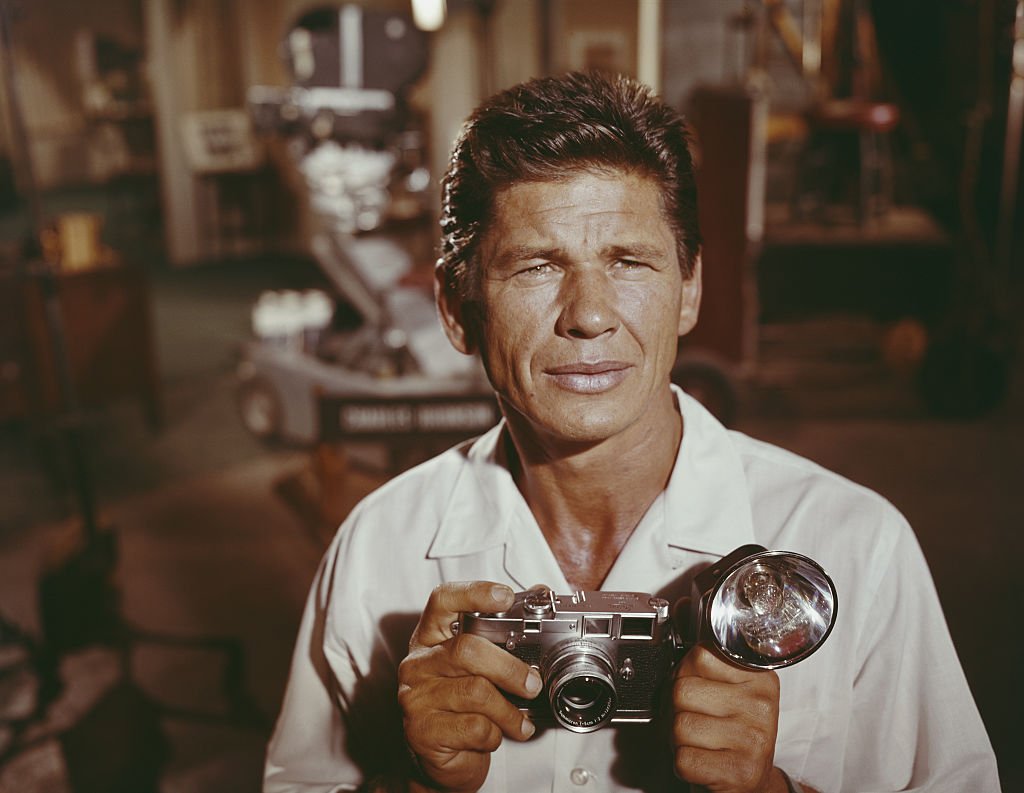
[525,667,542,696]
[521,718,535,738]
[491,585,512,603]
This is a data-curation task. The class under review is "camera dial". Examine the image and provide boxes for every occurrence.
[524,588,555,615]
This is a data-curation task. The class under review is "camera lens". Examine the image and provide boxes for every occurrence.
[560,676,611,711]
[544,642,617,733]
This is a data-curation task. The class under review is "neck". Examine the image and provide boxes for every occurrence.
[504,393,683,590]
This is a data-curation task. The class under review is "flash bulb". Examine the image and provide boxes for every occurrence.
[694,545,837,670]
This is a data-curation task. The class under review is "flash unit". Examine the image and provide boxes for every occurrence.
[692,544,837,669]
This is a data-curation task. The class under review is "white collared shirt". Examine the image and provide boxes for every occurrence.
[264,388,999,792]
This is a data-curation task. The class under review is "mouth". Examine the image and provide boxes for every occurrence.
[544,361,633,394]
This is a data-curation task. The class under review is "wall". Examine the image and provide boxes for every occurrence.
[550,0,638,78]
[661,0,812,113]
[0,0,146,189]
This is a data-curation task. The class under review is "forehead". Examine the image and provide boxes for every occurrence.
[484,170,673,249]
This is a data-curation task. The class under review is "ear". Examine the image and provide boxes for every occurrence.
[435,265,474,355]
[677,253,702,337]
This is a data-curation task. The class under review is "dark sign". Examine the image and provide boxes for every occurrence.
[319,394,499,441]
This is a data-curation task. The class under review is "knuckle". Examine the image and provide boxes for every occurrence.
[746,725,772,758]
[460,674,495,705]
[673,675,699,707]
[396,682,414,712]
[397,679,434,722]
[449,633,479,666]
[672,710,698,742]
[747,688,779,725]
[691,645,716,671]
[398,645,434,684]
[402,707,431,749]
[426,583,450,612]
[737,758,763,790]
[674,745,706,780]
[397,653,417,683]
[460,713,500,750]
[429,582,449,599]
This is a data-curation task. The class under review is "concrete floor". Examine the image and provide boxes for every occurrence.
[0,254,1021,791]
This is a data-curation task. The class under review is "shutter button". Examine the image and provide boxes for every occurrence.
[569,767,591,785]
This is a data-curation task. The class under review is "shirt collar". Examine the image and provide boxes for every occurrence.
[662,386,757,556]
[428,385,756,560]
[427,422,515,558]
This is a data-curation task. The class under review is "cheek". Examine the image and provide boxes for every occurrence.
[483,290,552,348]
[480,305,536,376]
[622,286,683,341]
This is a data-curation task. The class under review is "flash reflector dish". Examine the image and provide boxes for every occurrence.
[706,550,837,669]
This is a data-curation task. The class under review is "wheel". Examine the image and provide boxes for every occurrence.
[671,359,738,427]
[237,377,283,440]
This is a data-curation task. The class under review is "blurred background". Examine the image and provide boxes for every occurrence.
[0,0,1020,790]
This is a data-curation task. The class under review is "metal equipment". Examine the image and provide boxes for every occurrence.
[238,5,497,450]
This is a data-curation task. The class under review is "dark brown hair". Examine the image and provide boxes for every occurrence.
[437,71,701,303]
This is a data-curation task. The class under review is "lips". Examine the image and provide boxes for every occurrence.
[544,361,633,394]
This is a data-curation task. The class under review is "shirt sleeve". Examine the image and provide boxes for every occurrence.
[838,519,1000,792]
[263,545,362,793]
[263,502,424,793]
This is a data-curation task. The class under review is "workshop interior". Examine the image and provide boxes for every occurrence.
[0,0,1020,790]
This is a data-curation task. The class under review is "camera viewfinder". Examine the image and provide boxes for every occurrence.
[619,616,656,639]
[583,616,612,637]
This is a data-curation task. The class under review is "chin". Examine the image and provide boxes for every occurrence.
[516,404,635,447]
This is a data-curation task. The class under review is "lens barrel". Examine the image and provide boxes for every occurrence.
[543,641,617,733]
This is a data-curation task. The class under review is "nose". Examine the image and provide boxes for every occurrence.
[555,268,619,339]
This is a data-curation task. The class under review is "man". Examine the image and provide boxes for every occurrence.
[264,72,999,792]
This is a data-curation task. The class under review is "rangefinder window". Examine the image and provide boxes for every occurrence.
[583,616,612,637]
[524,620,542,633]
[620,616,656,639]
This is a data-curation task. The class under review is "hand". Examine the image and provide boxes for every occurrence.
[397,582,543,792]
[671,645,782,793]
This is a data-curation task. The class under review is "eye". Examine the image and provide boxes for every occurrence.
[613,258,650,273]
[516,262,556,278]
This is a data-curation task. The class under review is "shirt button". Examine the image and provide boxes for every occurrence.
[569,767,591,785]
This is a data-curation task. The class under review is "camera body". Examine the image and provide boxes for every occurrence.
[457,588,682,733]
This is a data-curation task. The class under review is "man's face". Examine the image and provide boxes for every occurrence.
[439,169,701,448]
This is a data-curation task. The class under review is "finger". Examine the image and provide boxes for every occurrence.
[674,745,744,789]
[672,674,738,718]
[409,708,505,754]
[446,675,537,740]
[673,710,774,757]
[412,581,515,648]
[679,644,778,685]
[408,722,493,793]
[403,633,543,700]
[404,674,537,742]
[673,673,779,726]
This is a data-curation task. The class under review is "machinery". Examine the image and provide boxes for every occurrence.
[237,5,497,451]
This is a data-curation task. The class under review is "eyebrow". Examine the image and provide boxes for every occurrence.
[603,243,671,261]
[491,245,561,266]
